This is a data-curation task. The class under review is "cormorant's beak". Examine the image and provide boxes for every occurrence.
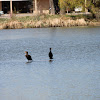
[25,51,27,54]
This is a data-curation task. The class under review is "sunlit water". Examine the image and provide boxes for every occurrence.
[0,27,100,100]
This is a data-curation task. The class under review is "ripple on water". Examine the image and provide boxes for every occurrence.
[0,27,100,100]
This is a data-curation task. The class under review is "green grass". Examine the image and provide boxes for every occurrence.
[64,14,94,20]
[0,14,99,24]
[16,16,34,22]
[0,18,9,23]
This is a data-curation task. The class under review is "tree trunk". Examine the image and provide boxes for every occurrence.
[49,0,55,14]
[85,0,88,13]
[10,0,13,17]
[34,0,38,14]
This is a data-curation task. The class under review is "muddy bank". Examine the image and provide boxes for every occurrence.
[0,17,100,29]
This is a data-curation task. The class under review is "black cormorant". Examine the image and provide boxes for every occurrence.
[49,48,53,59]
[25,51,32,62]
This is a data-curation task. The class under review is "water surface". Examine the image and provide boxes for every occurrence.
[0,27,100,100]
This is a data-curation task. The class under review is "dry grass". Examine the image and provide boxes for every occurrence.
[0,14,100,29]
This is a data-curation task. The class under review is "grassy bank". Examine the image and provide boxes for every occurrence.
[0,14,100,29]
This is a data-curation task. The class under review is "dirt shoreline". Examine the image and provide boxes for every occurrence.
[0,16,100,29]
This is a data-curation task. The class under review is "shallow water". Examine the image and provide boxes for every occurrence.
[0,27,100,100]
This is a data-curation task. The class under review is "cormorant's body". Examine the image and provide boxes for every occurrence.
[25,51,32,61]
[49,48,53,59]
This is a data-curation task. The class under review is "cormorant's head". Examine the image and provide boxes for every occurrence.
[25,51,28,54]
[50,48,52,51]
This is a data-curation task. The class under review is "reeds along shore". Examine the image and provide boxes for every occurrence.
[0,16,100,29]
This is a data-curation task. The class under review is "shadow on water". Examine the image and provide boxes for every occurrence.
[49,59,53,62]
[25,60,52,63]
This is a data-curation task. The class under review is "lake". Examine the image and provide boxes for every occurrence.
[0,27,100,100]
